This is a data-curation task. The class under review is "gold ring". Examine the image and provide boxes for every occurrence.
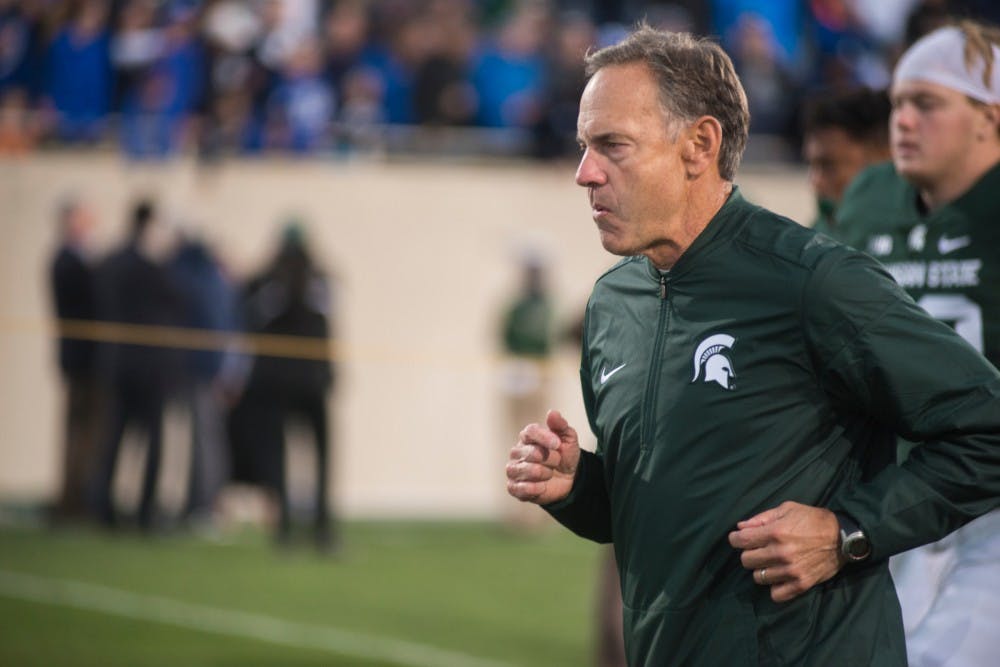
[759,568,768,585]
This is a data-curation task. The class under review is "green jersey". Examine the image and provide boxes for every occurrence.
[836,161,1000,366]
[545,188,1000,666]
[502,293,554,357]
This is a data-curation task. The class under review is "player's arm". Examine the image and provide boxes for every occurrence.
[505,409,612,543]
[806,249,1000,559]
[542,446,612,544]
[731,248,1000,602]
[542,314,614,543]
[506,311,613,543]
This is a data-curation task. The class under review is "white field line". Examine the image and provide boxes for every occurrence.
[0,569,516,667]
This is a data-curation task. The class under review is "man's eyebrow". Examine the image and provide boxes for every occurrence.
[894,91,943,104]
[578,132,628,145]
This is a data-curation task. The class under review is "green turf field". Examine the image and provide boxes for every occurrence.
[0,521,603,666]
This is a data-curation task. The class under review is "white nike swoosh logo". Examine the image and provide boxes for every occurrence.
[600,363,627,384]
[938,235,971,255]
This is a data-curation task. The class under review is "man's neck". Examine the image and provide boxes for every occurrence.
[646,181,733,270]
[920,150,1000,211]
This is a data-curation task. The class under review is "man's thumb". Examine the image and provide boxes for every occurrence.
[546,409,572,439]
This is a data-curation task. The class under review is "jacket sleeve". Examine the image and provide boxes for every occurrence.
[543,449,613,543]
[542,305,613,544]
[803,248,1000,561]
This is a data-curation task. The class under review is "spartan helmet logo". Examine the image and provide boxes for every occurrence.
[908,224,927,252]
[691,334,736,390]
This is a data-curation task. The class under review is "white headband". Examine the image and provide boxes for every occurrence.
[894,26,1000,104]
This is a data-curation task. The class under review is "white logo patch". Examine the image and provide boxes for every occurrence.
[938,234,971,255]
[908,224,927,252]
[868,234,894,256]
[691,334,736,390]
[600,363,627,385]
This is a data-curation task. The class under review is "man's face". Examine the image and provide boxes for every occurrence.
[890,79,988,188]
[575,62,688,260]
[803,127,873,205]
[66,203,96,246]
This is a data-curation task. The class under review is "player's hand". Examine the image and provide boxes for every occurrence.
[506,410,581,506]
[728,501,842,603]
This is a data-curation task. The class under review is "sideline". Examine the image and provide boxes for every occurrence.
[0,569,516,667]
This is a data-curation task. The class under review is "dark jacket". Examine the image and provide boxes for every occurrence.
[242,247,333,398]
[51,245,97,377]
[96,242,182,388]
[547,188,1000,666]
[169,241,234,381]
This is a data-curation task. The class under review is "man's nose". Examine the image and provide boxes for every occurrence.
[893,105,916,131]
[575,149,607,188]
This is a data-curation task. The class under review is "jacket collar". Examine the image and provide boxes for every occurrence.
[642,186,751,282]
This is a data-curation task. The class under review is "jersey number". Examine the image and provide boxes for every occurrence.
[918,294,984,353]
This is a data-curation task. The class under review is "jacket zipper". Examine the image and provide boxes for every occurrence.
[641,274,669,450]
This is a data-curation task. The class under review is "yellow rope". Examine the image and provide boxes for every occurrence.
[0,317,570,374]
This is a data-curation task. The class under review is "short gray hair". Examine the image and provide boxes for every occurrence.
[585,25,750,181]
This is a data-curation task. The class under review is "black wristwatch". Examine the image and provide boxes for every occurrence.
[836,513,872,562]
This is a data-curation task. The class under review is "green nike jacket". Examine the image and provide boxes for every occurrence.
[545,188,1000,666]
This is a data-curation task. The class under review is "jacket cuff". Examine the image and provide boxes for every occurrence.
[827,464,965,562]
[541,449,613,543]
[543,449,598,512]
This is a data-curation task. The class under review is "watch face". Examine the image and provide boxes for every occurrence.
[844,532,871,560]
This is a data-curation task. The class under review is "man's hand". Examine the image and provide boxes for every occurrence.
[506,410,581,506]
[728,501,843,603]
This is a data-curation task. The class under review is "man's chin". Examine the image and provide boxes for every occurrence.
[895,162,932,188]
[893,154,927,177]
[598,235,634,257]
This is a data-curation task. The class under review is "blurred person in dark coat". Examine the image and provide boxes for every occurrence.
[168,234,236,529]
[49,195,102,521]
[231,223,336,551]
[92,198,182,532]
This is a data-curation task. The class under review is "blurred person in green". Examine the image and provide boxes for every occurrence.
[499,252,554,531]
[801,86,891,236]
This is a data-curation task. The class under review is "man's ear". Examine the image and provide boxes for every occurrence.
[682,115,723,177]
[981,103,1000,140]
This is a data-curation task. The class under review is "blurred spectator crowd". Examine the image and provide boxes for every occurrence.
[2,0,999,160]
